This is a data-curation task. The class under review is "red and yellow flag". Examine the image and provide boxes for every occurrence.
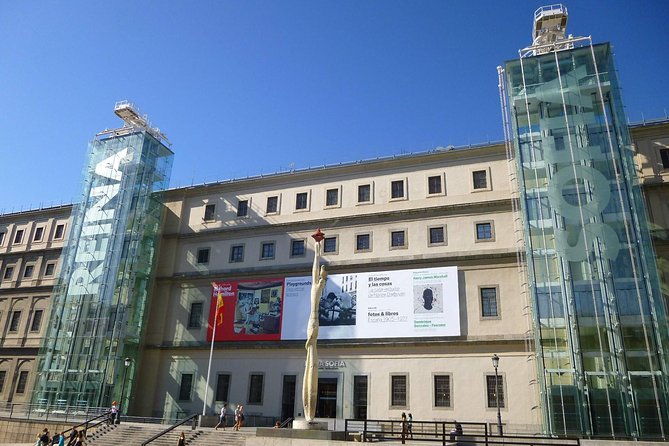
[214,283,224,326]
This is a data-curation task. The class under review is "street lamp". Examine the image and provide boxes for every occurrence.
[120,357,132,417]
[491,354,503,435]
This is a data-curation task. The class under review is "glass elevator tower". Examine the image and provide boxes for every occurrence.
[33,102,173,411]
[499,5,669,439]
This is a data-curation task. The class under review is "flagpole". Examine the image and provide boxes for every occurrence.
[203,285,220,416]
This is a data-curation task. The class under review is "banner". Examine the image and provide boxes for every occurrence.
[207,266,459,341]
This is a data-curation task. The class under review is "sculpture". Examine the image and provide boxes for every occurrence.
[302,229,327,422]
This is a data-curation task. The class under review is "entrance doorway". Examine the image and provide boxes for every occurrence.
[281,375,296,421]
[316,377,338,418]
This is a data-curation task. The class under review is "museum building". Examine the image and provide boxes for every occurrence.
[0,4,668,440]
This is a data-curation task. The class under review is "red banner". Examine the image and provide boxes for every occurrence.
[207,279,285,341]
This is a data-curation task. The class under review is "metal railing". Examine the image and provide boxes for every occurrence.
[344,419,582,445]
[140,413,198,446]
[0,402,108,423]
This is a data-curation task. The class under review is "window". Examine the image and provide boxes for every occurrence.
[216,374,231,402]
[9,311,21,332]
[291,240,305,257]
[197,248,210,264]
[660,149,669,169]
[248,373,264,404]
[472,170,488,190]
[429,227,446,245]
[356,234,371,252]
[428,175,443,195]
[390,230,406,248]
[237,200,248,217]
[14,230,24,244]
[15,371,29,394]
[261,242,275,260]
[179,373,193,400]
[0,370,6,393]
[434,375,451,408]
[295,192,308,210]
[34,227,44,242]
[357,184,371,203]
[202,204,216,221]
[30,310,43,332]
[326,188,339,207]
[4,266,14,280]
[188,302,203,329]
[323,236,337,254]
[230,245,244,263]
[204,204,216,221]
[44,262,56,277]
[266,196,278,214]
[23,264,34,278]
[476,222,494,241]
[481,287,499,317]
[0,231,5,245]
[391,374,408,408]
[390,180,405,199]
[353,375,368,419]
[54,224,65,239]
[486,375,505,408]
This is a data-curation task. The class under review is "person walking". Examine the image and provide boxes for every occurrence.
[57,432,65,446]
[400,413,407,439]
[73,431,85,446]
[39,428,50,446]
[177,432,186,446]
[238,405,245,429]
[407,413,413,439]
[110,401,118,425]
[215,403,228,430]
[233,405,240,431]
[66,428,78,446]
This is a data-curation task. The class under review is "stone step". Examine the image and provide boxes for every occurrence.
[87,423,253,446]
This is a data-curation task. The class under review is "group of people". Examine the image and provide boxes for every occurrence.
[399,414,463,441]
[214,403,245,431]
[35,428,86,446]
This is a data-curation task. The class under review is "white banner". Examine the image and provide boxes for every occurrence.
[282,266,459,340]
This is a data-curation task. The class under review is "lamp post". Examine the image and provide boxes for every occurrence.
[120,357,132,417]
[491,354,503,435]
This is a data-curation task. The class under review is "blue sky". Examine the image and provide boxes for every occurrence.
[1,1,668,212]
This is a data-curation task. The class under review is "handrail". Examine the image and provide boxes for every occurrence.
[278,417,293,428]
[61,411,112,439]
[140,413,198,446]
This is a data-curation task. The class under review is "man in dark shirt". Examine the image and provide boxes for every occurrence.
[39,428,50,446]
[66,428,78,446]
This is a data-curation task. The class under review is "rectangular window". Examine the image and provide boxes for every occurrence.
[9,311,21,332]
[353,375,368,420]
[34,227,44,242]
[248,373,264,404]
[54,224,65,239]
[486,375,505,408]
[0,231,5,245]
[44,263,56,277]
[356,234,371,252]
[434,375,451,407]
[15,371,29,394]
[261,242,275,260]
[204,204,216,221]
[230,245,244,263]
[179,373,193,400]
[326,188,339,207]
[391,180,405,199]
[23,264,34,278]
[481,287,499,317]
[0,370,6,393]
[291,240,305,257]
[14,230,24,244]
[428,175,442,195]
[188,302,203,329]
[473,170,488,190]
[216,374,231,402]
[357,184,371,203]
[391,375,407,408]
[391,230,406,248]
[197,248,210,264]
[295,192,308,210]
[266,196,278,214]
[429,227,445,245]
[30,310,43,332]
[476,222,494,241]
[323,236,337,254]
[237,200,249,217]
[660,149,669,169]
[4,266,14,280]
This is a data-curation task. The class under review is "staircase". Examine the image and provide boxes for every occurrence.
[87,422,253,446]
